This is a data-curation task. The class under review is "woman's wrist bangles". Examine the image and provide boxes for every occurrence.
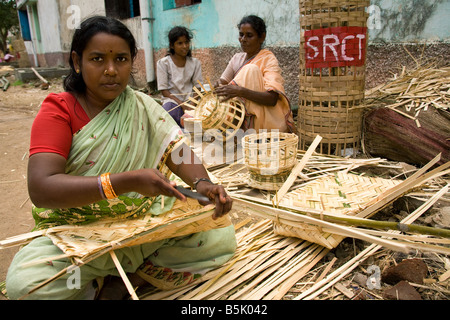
[193,177,214,190]
[98,172,118,199]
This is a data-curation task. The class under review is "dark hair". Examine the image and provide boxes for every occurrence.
[237,15,267,37]
[63,15,138,94]
[168,26,193,57]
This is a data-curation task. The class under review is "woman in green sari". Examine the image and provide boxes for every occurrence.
[5,16,236,300]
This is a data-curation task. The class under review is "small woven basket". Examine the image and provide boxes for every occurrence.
[242,132,298,190]
[274,171,401,248]
[194,91,245,141]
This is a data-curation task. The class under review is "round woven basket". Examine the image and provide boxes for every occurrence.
[194,91,245,141]
[242,132,298,190]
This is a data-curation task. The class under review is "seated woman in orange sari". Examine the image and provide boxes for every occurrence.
[215,15,296,133]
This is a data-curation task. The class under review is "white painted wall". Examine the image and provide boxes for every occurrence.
[36,0,61,53]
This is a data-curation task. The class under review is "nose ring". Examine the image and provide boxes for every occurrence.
[104,70,108,75]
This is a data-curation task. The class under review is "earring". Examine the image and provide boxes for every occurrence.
[76,69,80,74]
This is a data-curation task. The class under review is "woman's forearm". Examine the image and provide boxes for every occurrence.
[27,154,182,209]
[238,87,278,106]
[166,144,210,188]
[28,172,105,209]
[215,84,279,106]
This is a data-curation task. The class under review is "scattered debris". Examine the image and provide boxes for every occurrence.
[383,280,422,300]
[364,61,450,115]
[363,60,450,166]
[0,75,9,91]
[381,258,428,285]
[31,67,50,90]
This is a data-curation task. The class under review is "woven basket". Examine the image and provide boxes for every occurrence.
[298,0,370,155]
[193,91,245,141]
[274,171,401,248]
[242,132,298,190]
[45,198,231,260]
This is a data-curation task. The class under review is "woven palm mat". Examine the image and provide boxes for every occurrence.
[0,198,230,299]
[273,171,402,248]
[44,198,230,261]
[279,171,401,214]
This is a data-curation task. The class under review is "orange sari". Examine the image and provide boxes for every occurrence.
[220,49,296,133]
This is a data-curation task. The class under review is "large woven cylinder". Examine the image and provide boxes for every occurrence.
[298,0,370,155]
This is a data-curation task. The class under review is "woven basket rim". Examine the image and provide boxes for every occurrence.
[193,91,245,140]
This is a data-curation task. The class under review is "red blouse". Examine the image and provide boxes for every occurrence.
[30,92,90,159]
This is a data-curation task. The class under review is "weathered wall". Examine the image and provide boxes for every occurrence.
[368,0,450,43]
[23,0,148,85]
[151,0,450,49]
[151,0,301,50]
[150,0,449,105]
[365,0,450,88]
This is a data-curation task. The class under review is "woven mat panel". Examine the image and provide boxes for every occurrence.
[46,198,230,260]
[274,171,401,248]
[273,223,344,249]
[298,0,370,155]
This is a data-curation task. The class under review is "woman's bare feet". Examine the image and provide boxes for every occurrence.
[97,273,147,300]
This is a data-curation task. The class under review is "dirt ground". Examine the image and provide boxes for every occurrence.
[0,77,65,299]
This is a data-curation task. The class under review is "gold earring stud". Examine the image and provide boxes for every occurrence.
[76,69,80,74]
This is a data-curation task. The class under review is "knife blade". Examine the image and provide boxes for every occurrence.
[175,186,211,203]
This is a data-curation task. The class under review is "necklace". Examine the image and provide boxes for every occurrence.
[77,94,103,120]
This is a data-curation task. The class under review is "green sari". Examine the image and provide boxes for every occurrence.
[5,87,236,299]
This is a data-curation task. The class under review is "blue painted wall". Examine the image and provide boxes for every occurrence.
[152,0,220,50]
[151,0,301,50]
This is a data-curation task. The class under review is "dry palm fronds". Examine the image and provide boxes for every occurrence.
[144,154,449,300]
[364,60,450,126]
[140,178,449,300]
[144,156,450,300]
[228,154,450,251]
[141,219,330,300]
[208,144,394,192]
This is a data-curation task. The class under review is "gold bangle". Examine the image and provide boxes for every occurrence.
[100,172,118,199]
